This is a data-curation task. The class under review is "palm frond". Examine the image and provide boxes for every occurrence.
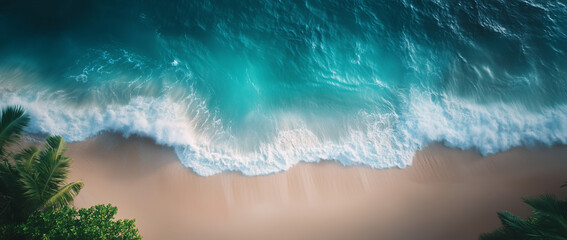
[524,195,562,216]
[497,211,538,237]
[0,159,14,179]
[0,107,84,222]
[35,157,70,203]
[17,166,42,204]
[33,136,72,204]
[0,158,32,223]
[0,159,22,201]
[44,181,83,209]
[524,196,567,229]
[0,106,30,157]
[44,136,67,159]
[14,146,40,173]
[0,160,18,223]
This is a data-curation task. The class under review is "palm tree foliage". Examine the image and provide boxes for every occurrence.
[480,195,567,240]
[0,106,83,224]
[0,106,29,158]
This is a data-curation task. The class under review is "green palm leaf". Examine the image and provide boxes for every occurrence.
[0,106,30,157]
[524,196,567,225]
[44,136,67,159]
[481,196,567,240]
[17,165,42,204]
[14,146,40,173]
[44,180,83,208]
[17,136,76,209]
[0,159,20,223]
[497,211,538,236]
[0,106,83,224]
[35,136,71,203]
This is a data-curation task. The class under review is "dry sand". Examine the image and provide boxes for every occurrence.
[65,133,567,240]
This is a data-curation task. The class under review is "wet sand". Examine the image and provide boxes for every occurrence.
[65,133,567,240]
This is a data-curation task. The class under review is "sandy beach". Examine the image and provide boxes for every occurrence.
[65,133,567,240]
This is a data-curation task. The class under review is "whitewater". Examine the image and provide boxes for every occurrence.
[1,0,566,176]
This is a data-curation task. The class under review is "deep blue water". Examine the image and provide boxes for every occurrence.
[1,0,566,175]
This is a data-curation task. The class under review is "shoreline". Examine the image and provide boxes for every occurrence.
[64,133,567,240]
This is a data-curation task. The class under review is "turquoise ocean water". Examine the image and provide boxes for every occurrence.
[1,0,566,175]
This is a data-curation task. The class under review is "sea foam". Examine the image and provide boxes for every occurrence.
[2,87,566,176]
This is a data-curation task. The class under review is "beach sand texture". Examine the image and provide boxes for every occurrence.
[67,133,567,240]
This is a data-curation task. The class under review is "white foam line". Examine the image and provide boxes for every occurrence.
[1,87,566,176]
